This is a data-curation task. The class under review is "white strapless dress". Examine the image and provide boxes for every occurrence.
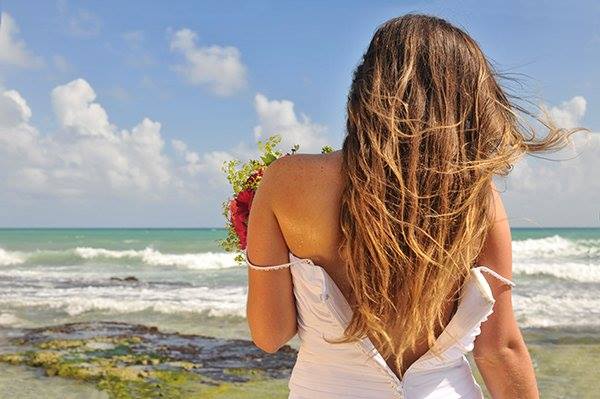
[247,252,515,399]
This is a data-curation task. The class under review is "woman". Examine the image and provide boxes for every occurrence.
[245,14,574,398]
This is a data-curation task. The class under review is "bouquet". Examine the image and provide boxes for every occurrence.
[220,135,333,262]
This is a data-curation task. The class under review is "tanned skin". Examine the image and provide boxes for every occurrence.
[246,151,539,397]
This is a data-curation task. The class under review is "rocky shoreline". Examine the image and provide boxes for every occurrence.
[1,321,597,398]
[0,321,296,398]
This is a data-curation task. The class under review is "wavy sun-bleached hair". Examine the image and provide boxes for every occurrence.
[337,14,582,372]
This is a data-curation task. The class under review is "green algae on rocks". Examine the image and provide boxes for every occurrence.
[0,321,295,399]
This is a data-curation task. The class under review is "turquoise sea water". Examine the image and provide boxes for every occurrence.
[0,227,598,334]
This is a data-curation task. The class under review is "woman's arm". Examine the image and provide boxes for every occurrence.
[473,182,539,398]
[245,159,298,353]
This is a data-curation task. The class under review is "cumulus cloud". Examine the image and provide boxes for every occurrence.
[52,79,116,139]
[0,89,32,125]
[172,139,204,175]
[0,79,200,201]
[253,93,328,153]
[171,139,236,188]
[0,12,43,68]
[169,28,247,96]
[543,96,587,129]
[1,79,313,227]
[0,89,41,161]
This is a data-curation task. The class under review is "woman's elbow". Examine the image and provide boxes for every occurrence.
[250,328,296,354]
[252,337,282,354]
[474,338,530,366]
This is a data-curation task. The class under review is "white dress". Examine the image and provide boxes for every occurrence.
[247,252,515,399]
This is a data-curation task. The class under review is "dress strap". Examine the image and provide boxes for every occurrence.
[245,253,303,271]
[477,266,516,287]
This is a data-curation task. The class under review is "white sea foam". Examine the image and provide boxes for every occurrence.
[0,282,597,328]
[74,247,238,270]
[0,268,101,282]
[0,285,247,317]
[0,248,25,266]
[513,291,600,328]
[0,312,23,326]
[512,235,599,261]
[0,247,238,271]
[513,261,600,282]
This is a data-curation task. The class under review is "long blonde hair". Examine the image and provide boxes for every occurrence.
[338,14,580,372]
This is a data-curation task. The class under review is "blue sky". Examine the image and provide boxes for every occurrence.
[0,0,598,227]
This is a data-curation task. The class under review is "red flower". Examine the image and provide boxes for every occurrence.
[229,188,255,250]
[245,168,264,188]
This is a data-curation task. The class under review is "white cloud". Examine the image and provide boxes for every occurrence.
[0,90,47,185]
[171,139,235,186]
[172,139,204,175]
[0,79,247,217]
[543,96,587,129]
[253,93,328,153]
[502,96,600,226]
[169,28,247,96]
[0,79,183,201]
[0,12,43,68]
[51,78,115,140]
[0,89,32,126]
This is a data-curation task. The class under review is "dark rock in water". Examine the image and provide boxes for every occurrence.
[0,321,296,398]
[109,276,139,283]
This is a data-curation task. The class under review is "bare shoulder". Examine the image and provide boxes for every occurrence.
[261,150,343,196]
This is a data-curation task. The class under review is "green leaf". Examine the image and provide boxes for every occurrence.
[261,153,278,166]
[321,145,334,154]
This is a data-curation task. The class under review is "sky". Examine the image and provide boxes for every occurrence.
[0,0,598,227]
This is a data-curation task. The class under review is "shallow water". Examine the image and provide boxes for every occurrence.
[0,364,108,399]
[472,329,600,398]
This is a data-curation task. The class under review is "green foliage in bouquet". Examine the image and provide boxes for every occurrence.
[220,135,334,263]
[222,135,282,195]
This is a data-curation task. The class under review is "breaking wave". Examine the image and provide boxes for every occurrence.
[0,247,238,270]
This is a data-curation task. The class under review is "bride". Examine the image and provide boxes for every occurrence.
[244,14,572,398]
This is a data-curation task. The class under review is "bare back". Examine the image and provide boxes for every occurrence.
[266,151,457,377]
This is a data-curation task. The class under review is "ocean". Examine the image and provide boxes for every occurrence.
[0,228,598,397]
[0,228,247,339]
